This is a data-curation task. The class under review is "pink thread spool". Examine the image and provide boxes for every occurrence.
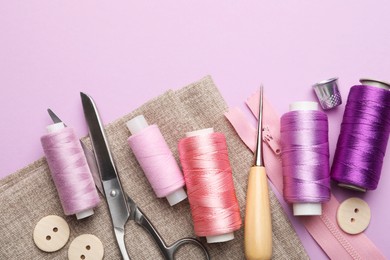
[41,122,100,220]
[179,128,242,243]
[126,115,187,206]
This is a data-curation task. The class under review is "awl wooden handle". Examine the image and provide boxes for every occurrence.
[244,166,272,260]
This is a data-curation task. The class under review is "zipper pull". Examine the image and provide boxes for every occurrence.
[263,125,281,155]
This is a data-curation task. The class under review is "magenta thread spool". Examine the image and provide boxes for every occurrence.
[41,122,100,219]
[126,115,187,206]
[281,102,331,216]
[331,79,390,192]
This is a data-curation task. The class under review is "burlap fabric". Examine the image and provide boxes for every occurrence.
[0,76,308,259]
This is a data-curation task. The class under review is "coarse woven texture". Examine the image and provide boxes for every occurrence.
[0,76,308,259]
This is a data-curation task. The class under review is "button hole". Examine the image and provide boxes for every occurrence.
[350,218,355,223]
[53,227,58,232]
[354,208,359,213]
[46,235,51,240]
[80,255,85,259]
[86,245,91,250]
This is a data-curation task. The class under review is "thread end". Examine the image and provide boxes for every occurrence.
[75,208,94,220]
[166,188,187,206]
[46,122,65,133]
[338,183,367,192]
[360,78,390,90]
[185,128,214,137]
[289,102,318,111]
[126,115,149,135]
[293,203,322,216]
[206,232,234,243]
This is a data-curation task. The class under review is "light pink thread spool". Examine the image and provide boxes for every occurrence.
[126,115,187,206]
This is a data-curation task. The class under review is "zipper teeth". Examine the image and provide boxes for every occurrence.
[263,125,281,156]
[320,213,362,260]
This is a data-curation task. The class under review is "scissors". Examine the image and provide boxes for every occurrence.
[47,93,210,260]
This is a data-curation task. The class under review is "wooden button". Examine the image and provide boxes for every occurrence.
[68,234,104,260]
[337,197,371,235]
[33,215,70,252]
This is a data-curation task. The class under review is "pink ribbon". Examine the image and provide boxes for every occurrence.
[225,91,385,260]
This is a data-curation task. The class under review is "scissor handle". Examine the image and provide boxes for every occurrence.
[165,237,211,260]
[134,207,210,260]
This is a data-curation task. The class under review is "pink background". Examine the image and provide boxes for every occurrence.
[1,1,390,258]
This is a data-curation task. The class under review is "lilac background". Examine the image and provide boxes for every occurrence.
[1,1,390,258]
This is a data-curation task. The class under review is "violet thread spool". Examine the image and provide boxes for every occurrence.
[331,79,390,192]
[41,122,100,219]
[126,115,187,206]
[178,128,242,243]
[281,102,331,216]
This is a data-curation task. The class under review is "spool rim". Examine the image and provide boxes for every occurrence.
[338,183,367,192]
[312,77,338,88]
[359,78,390,90]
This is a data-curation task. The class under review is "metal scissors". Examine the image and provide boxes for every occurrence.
[47,93,210,260]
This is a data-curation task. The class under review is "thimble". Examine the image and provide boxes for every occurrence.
[313,78,342,110]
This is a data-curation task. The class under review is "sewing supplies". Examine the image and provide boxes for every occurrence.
[337,197,371,235]
[280,101,331,216]
[80,92,210,260]
[331,79,390,191]
[178,128,242,243]
[41,121,100,219]
[68,234,104,260]
[225,89,387,259]
[126,115,187,206]
[243,86,272,260]
[33,215,70,252]
[312,78,342,110]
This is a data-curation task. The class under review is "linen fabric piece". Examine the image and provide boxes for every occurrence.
[0,76,308,259]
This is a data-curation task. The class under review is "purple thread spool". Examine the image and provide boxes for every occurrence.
[331,78,390,192]
[281,101,331,216]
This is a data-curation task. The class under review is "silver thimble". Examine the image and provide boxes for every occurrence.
[313,78,342,110]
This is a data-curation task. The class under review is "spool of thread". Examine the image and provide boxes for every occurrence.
[126,115,187,206]
[178,128,242,243]
[41,122,100,219]
[331,79,390,192]
[280,102,331,216]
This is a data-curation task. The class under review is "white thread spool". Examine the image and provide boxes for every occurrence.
[185,127,235,243]
[126,115,187,206]
[46,122,94,220]
[288,102,322,216]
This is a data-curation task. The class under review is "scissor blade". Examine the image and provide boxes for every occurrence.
[81,92,131,259]
[114,227,130,260]
[82,142,104,195]
[47,108,66,126]
[81,92,119,181]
